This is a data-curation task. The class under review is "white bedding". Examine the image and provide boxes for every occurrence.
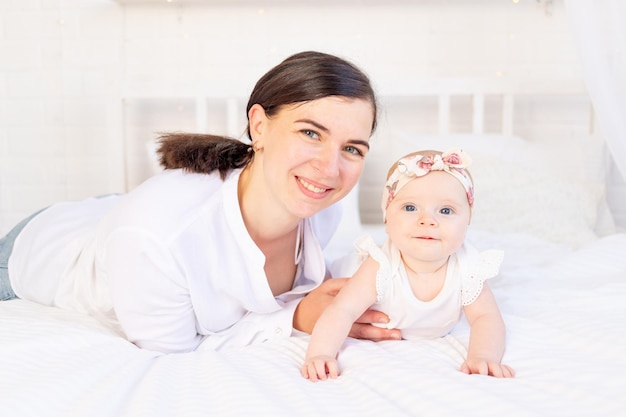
[2,230,626,417]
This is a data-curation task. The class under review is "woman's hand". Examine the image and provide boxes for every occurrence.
[293,278,402,341]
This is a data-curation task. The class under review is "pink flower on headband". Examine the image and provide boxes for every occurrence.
[417,155,436,171]
[444,152,462,165]
[440,149,471,168]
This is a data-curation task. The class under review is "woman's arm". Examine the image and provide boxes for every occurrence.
[200,276,401,352]
[461,282,515,378]
[104,228,203,353]
[294,277,402,341]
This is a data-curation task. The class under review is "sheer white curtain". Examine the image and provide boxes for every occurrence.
[564,0,626,180]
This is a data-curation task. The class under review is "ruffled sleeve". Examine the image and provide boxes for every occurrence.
[459,248,504,306]
[354,235,393,302]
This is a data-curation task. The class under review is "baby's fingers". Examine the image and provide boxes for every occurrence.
[302,362,324,382]
[301,361,321,381]
[500,364,516,378]
[461,359,516,378]
[486,362,516,378]
[461,360,489,376]
[301,358,339,382]
[325,360,339,379]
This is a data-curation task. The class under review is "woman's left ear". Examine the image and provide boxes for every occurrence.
[248,103,266,143]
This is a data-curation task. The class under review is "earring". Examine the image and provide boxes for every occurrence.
[252,142,262,152]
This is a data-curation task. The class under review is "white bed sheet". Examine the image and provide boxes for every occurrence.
[2,231,626,417]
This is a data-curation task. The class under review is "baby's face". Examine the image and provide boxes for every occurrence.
[384,171,471,265]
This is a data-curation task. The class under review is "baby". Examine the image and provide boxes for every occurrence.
[302,149,514,381]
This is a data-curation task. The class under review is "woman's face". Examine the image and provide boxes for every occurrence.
[248,96,374,219]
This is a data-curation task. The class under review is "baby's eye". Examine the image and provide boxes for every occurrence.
[302,129,319,140]
[440,207,454,215]
[403,204,416,212]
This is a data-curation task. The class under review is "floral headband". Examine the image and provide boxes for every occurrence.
[381,148,474,221]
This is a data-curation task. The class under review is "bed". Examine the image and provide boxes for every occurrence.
[2,79,626,417]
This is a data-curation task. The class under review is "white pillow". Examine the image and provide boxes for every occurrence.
[469,152,605,247]
[388,132,613,247]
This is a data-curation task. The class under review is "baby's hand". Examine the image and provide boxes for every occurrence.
[461,357,515,378]
[301,355,339,382]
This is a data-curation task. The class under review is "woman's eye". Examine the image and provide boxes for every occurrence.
[344,145,364,157]
[440,207,453,215]
[403,204,416,212]
[302,129,319,140]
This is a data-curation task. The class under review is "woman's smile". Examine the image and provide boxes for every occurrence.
[297,177,331,194]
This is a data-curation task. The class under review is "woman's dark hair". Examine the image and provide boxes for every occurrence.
[157,51,378,177]
[246,50,377,136]
[157,133,251,180]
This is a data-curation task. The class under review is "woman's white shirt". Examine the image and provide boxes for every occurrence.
[9,168,339,353]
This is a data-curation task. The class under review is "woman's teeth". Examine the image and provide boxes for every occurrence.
[299,178,327,193]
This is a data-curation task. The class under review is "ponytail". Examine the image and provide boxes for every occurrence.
[156,133,253,180]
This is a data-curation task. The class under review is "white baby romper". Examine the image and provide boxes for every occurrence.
[354,235,504,340]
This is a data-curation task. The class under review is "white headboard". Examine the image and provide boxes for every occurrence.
[124,77,590,138]
[122,77,608,249]
[375,77,590,136]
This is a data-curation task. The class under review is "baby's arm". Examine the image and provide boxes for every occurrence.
[301,257,380,382]
[461,282,515,378]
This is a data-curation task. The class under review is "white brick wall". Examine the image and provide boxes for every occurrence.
[0,0,125,234]
[1,0,624,235]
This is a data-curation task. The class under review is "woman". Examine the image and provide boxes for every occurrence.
[0,51,401,353]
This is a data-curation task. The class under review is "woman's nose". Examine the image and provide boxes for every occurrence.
[311,145,340,177]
